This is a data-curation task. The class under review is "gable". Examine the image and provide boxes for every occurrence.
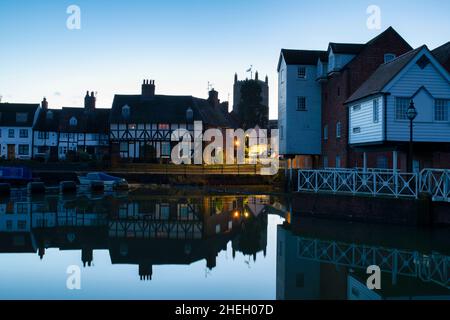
[385,49,450,98]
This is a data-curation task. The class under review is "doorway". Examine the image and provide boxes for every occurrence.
[7,144,15,160]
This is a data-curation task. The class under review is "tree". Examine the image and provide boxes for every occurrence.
[237,80,268,129]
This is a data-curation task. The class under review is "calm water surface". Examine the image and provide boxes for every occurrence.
[0,189,448,300]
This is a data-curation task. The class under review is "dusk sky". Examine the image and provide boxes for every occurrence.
[0,0,449,119]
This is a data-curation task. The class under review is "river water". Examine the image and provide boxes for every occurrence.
[0,189,448,299]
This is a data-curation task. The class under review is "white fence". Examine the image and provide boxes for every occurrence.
[297,169,419,198]
[297,168,450,201]
[420,169,450,202]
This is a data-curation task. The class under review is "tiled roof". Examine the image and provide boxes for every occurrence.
[345,46,425,104]
[278,49,328,70]
[0,103,39,127]
[432,41,450,72]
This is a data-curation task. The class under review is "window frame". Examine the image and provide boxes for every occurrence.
[434,99,449,122]
[395,97,410,121]
[336,122,342,139]
[297,66,307,79]
[373,99,380,123]
[296,96,307,111]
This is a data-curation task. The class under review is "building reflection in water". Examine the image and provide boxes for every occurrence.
[0,192,269,281]
[276,215,450,300]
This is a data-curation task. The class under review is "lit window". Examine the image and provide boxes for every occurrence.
[297,97,307,111]
[297,66,306,79]
[395,97,410,120]
[435,99,449,121]
[158,124,170,130]
[373,99,379,123]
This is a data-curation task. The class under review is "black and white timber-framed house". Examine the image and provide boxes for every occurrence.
[110,80,235,163]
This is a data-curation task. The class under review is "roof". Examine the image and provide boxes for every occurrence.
[110,94,234,127]
[0,103,39,127]
[432,41,450,72]
[345,46,426,104]
[59,107,110,133]
[34,109,61,131]
[278,49,328,70]
[329,43,365,54]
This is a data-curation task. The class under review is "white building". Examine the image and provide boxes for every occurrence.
[277,49,327,168]
[346,45,450,171]
[33,93,110,161]
[0,103,40,160]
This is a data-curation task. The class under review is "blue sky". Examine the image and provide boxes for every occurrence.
[0,0,449,119]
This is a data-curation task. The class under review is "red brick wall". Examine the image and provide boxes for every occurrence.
[321,28,412,168]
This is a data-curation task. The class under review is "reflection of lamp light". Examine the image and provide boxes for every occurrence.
[244,211,249,218]
[234,139,240,147]
[233,211,240,218]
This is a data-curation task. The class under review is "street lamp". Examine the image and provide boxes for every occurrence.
[406,100,418,172]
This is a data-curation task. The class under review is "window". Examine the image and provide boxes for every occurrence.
[38,131,49,139]
[384,53,396,63]
[395,97,410,120]
[18,144,29,155]
[352,104,361,112]
[19,129,28,138]
[297,97,307,111]
[280,125,284,140]
[69,117,77,126]
[297,66,306,79]
[122,105,130,118]
[353,127,361,134]
[280,69,284,84]
[336,122,342,138]
[435,99,449,121]
[8,129,14,138]
[323,125,328,141]
[158,123,170,130]
[161,142,171,156]
[336,155,341,168]
[16,113,28,123]
[119,142,129,153]
[323,156,329,168]
[373,99,379,123]
[376,155,388,169]
[128,124,136,130]
[18,220,27,230]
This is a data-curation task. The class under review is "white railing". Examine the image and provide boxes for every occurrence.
[420,169,450,202]
[297,169,418,198]
[297,168,450,202]
[298,237,449,289]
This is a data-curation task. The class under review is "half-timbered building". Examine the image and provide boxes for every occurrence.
[109,80,234,162]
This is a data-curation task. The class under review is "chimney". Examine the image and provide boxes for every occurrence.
[208,89,219,108]
[141,79,155,100]
[255,71,259,81]
[41,97,48,110]
[84,91,96,111]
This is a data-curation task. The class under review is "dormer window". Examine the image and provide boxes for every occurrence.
[186,107,193,122]
[122,105,130,119]
[16,113,28,123]
[69,117,77,126]
[46,111,53,120]
[384,53,396,63]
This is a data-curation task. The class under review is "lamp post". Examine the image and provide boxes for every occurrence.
[406,100,418,172]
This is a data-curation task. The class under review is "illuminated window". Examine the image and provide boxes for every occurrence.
[158,124,170,130]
